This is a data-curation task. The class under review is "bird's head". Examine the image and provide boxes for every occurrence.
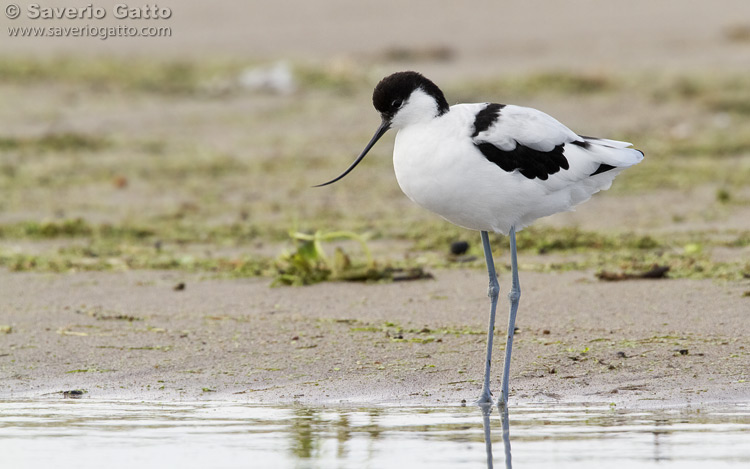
[315,71,449,187]
[372,71,450,128]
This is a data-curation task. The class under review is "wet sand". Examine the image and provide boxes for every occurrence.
[2,268,747,407]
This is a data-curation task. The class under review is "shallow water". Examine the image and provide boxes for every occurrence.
[1,400,749,468]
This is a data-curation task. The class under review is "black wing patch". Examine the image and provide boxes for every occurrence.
[473,104,569,180]
[471,103,505,138]
[590,163,616,176]
[570,140,591,150]
[476,141,569,180]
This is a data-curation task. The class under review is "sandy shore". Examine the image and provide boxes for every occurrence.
[2,268,747,407]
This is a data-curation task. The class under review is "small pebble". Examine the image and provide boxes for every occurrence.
[450,241,469,256]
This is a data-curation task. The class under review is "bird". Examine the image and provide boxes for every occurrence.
[316,71,643,408]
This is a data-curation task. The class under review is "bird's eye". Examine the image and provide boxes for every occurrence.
[391,98,403,108]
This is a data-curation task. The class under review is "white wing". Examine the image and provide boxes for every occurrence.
[469,103,643,185]
[464,103,643,230]
[473,104,580,152]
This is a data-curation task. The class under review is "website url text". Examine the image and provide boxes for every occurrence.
[8,24,172,40]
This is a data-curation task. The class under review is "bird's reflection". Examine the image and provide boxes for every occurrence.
[499,403,512,469]
[480,404,494,469]
[479,402,512,469]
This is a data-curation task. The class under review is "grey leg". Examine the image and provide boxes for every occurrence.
[476,230,500,405]
[499,225,521,408]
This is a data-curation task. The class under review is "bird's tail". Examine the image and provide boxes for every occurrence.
[582,136,644,168]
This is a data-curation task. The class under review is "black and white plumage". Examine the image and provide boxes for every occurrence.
[317,71,643,407]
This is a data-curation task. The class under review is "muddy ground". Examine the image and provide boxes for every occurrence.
[1,268,748,407]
